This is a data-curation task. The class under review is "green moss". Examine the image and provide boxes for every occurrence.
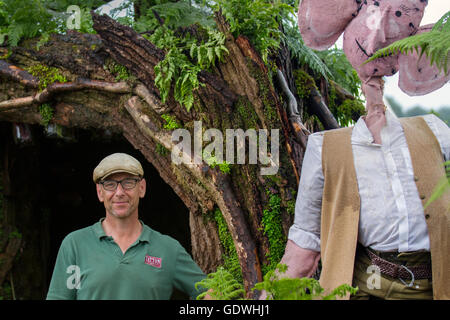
[8,229,22,240]
[155,143,169,157]
[161,114,182,130]
[38,103,53,127]
[236,97,260,130]
[104,60,132,82]
[25,64,67,91]
[214,208,243,283]
[261,190,286,276]
[286,199,296,216]
[327,83,338,112]
[293,69,318,100]
[334,99,365,127]
[203,150,232,174]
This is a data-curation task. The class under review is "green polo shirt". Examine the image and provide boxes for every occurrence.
[46,219,206,300]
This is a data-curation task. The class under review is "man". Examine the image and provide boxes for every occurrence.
[273,0,450,300]
[47,153,206,300]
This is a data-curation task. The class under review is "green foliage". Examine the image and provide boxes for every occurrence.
[196,264,358,300]
[38,103,53,126]
[367,11,450,74]
[8,228,21,239]
[214,208,242,283]
[189,28,229,69]
[155,143,169,157]
[148,24,227,111]
[0,0,57,46]
[0,0,100,47]
[195,267,245,300]
[161,113,182,130]
[213,0,292,63]
[134,1,215,31]
[254,264,358,300]
[330,98,365,128]
[316,47,362,99]
[261,191,286,275]
[286,199,295,215]
[105,61,131,81]
[25,64,67,90]
[281,10,332,80]
[203,150,231,174]
[293,68,317,100]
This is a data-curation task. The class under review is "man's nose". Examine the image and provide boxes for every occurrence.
[114,183,126,195]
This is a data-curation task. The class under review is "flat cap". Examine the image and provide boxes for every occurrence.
[93,153,144,183]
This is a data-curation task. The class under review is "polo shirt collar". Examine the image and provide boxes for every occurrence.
[93,218,152,244]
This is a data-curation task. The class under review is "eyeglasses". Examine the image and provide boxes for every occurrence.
[99,178,142,191]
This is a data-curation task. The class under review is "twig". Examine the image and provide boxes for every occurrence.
[0,79,131,112]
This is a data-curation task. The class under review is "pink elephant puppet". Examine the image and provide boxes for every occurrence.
[298,0,449,109]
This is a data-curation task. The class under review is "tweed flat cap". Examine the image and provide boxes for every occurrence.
[93,153,144,183]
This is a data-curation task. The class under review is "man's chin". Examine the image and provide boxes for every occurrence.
[109,209,133,219]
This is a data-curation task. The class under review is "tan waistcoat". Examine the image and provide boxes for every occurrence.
[320,116,450,300]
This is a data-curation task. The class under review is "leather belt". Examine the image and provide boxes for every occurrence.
[365,248,432,281]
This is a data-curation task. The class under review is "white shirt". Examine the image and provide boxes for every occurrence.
[288,110,450,253]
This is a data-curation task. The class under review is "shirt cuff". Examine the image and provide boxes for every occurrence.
[288,225,321,252]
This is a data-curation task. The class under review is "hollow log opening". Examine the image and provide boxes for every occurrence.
[0,122,191,299]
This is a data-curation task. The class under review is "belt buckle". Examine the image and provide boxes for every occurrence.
[398,265,415,287]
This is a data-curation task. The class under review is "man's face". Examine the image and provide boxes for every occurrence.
[96,172,146,220]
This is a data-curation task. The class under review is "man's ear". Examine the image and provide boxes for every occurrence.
[96,184,105,202]
[139,178,146,198]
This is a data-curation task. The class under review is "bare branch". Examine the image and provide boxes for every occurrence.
[0,60,39,88]
[0,79,131,112]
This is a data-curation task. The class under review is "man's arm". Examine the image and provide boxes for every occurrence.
[280,240,320,278]
[172,242,207,299]
[46,235,77,300]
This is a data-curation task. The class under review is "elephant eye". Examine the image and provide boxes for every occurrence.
[395,11,402,17]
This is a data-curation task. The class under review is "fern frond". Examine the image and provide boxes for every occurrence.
[367,11,450,74]
[282,18,332,80]
[195,267,245,300]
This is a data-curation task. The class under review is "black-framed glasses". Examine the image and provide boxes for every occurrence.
[99,178,142,191]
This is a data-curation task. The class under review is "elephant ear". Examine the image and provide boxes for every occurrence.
[297,0,359,50]
[398,25,450,96]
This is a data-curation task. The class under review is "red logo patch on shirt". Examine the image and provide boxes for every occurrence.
[144,255,162,268]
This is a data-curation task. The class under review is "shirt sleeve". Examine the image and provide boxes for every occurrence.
[46,235,77,300]
[172,243,207,299]
[422,114,450,162]
[288,132,324,252]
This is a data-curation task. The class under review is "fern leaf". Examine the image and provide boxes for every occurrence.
[367,11,450,74]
